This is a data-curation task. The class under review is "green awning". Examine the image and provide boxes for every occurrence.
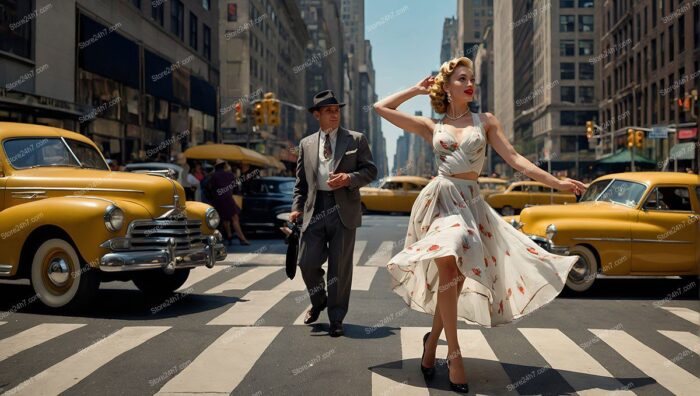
[669,142,697,160]
[598,148,656,164]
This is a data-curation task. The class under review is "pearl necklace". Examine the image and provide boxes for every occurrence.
[444,108,470,120]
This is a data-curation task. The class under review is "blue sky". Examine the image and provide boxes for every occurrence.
[364,0,454,172]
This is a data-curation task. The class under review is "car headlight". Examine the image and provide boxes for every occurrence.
[206,207,220,229]
[104,205,125,232]
[546,224,557,240]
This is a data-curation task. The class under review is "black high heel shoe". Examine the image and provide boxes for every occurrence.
[420,332,436,380]
[446,358,469,393]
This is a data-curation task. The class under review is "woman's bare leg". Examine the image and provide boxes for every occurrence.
[231,214,250,243]
[435,255,467,384]
[423,265,466,369]
[223,221,233,240]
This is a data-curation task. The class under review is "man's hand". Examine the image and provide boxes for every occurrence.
[289,211,303,222]
[327,172,351,189]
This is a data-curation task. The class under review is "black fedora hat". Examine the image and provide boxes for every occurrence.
[308,90,346,113]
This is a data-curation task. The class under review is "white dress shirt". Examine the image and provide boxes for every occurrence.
[317,127,338,191]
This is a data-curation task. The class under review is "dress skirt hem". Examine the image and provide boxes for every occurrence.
[386,174,579,328]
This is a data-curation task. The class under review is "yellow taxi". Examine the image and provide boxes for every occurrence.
[486,180,577,215]
[509,172,699,292]
[477,177,508,199]
[360,176,431,213]
[0,123,227,309]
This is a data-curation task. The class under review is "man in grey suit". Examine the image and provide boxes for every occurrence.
[290,90,378,337]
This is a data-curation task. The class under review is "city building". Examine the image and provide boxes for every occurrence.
[457,0,493,61]
[1,0,220,163]
[595,0,699,172]
[219,0,308,167]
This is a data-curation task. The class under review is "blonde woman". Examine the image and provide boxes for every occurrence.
[374,57,587,393]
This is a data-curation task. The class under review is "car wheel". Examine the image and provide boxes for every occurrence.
[132,268,191,296]
[30,238,99,309]
[501,206,514,216]
[565,245,598,292]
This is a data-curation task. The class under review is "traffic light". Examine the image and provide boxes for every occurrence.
[635,130,644,149]
[585,120,594,139]
[253,101,265,127]
[267,99,280,126]
[234,102,245,124]
[627,128,635,148]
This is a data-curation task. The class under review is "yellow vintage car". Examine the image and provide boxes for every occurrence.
[477,177,508,199]
[0,123,227,309]
[486,180,577,215]
[360,176,430,213]
[509,172,699,292]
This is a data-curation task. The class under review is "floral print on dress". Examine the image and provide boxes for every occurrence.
[385,175,579,327]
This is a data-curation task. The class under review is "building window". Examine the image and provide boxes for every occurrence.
[151,2,164,25]
[669,25,674,61]
[578,15,594,32]
[561,63,575,79]
[560,0,574,8]
[561,86,576,102]
[171,0,184,41]
[0,1,33,59]
[561,111,577,126]
[579,0,594,7]
[132,0,141,9]
[579,86,594,103]
[202,0,210,10]
[560,40,575,56]
[651,39,657,70]
[203,24,211,60]
[189,12,198,50]
[560,15,575,32]
[579,62,593,79]
[578,40,594,56]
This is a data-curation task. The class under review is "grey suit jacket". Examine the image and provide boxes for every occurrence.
[292,127,378,232]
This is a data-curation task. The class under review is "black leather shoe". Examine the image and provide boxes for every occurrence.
[303,298,327,325]
[329,321,344,337]
[421,332,436,380]
[446,359,469,393]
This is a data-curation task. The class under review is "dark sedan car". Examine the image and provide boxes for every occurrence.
[240,176,294,236]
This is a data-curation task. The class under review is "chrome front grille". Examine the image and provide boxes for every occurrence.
[128,219,205,251]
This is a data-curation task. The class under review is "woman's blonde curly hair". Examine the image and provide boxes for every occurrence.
[429,56,475,114]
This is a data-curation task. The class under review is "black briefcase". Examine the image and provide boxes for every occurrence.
[281,217,301,279]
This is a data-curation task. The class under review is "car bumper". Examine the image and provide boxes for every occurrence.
[526,235,570,255]
[99,235,227,273]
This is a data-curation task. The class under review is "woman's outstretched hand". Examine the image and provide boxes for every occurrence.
[415,75,435,95]
[555,178,588,196]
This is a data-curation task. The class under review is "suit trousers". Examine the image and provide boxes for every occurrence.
[298,190,356,323]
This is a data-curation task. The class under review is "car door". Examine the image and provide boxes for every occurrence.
[632,185,698,273]
[241,180,272,227]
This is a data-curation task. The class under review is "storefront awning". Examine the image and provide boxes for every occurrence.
[184,143,270,167]
[598,148,656,164]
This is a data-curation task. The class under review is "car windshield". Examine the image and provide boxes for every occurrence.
[3,137,108,170]
[582,179,647,207]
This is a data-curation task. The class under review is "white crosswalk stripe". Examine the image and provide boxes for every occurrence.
[366,241,397,266]
[659,306,700,326]
[204,266,281,293]
[657,330,700,356]
[5,326,169,396]
[155,326,282,395]
[589,328,700,396]
[519,328,634,395]
[0,323,86,363]
[176,265,228,292]
[207,290,289,326]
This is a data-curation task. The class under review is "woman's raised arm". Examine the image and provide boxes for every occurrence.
[373,76,437,143]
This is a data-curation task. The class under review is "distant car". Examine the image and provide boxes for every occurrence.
[360,176,431,213]
[508,172,700,292]
[477,177,508,199]
[239,176,294,235]
[486,180,577,216]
